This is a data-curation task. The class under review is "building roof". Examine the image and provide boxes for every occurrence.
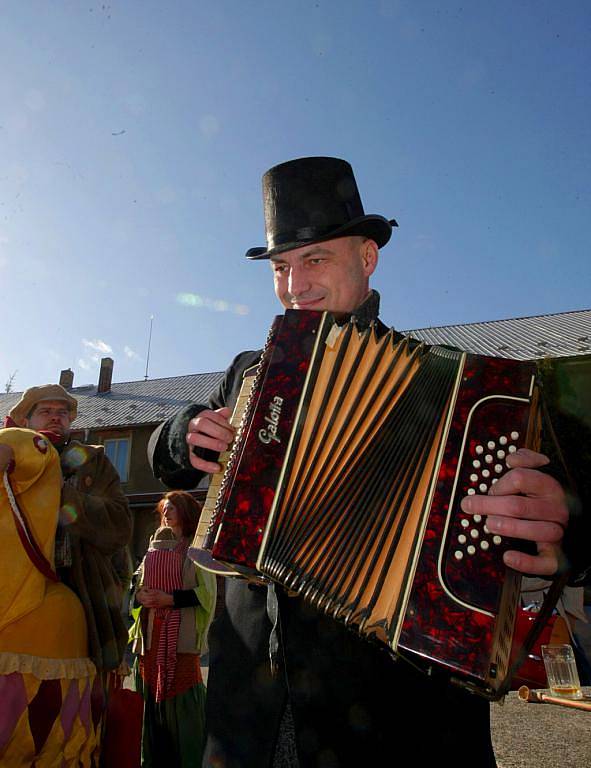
[0,371,225,430]
[1,308,589,430]
[406,308,591,360]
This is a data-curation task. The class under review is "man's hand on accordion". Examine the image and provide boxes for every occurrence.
[186,407,235,473]
[460,448,568,576]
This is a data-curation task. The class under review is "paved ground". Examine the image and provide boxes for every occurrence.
[490,688,591,768]
[491,612,591,767]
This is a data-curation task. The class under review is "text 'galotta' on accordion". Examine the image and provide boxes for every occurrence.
[190,309,542,698]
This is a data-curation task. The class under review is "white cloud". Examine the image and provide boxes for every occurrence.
[124,345,141,360]
[77,338,113,374]
[82,338,113,354]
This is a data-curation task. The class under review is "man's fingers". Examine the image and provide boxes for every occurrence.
[504,447,550,469]
[485,514,564,543]
[187,431,230,454]
[187,408,234,443]
[503,543,559,576]
[488,466,562,502]
[186,407,235,472]
[189,453,223,474]
[461,490,567,525]
[459,453,569,576]
[188,407,233,432]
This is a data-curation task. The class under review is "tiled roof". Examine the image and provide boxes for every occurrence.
[0,371,225,430]
[404,309,591,360]
[1,309,588,430]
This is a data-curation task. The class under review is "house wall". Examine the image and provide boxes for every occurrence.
[132,505,159,564]
[78,424,166,494]
[69,423,169,561]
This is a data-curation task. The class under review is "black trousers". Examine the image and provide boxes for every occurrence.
[203,582,496,768]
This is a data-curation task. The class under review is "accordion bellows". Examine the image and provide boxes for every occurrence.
[191,310,540,696]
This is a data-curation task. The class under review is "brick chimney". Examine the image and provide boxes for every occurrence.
[98,357,114,394]
[59,368,74,389]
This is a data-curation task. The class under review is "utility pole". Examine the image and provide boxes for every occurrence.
[144,316,154,381]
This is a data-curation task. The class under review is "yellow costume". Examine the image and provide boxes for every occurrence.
[0,428,98,767]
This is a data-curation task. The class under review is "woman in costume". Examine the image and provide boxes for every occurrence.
[130,491,216,767]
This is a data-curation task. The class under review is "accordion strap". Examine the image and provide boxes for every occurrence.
[498,572,570,699]
[266,582,280,677]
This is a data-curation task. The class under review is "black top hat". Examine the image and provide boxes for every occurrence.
[246,157,398,259]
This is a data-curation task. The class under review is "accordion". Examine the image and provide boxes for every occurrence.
[191,310,541,697]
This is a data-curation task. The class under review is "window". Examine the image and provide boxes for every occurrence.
[104,437,130,482]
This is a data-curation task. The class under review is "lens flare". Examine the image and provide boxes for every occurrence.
[176,292,249,315]
[60,503,78,525]
[61,444,89,472]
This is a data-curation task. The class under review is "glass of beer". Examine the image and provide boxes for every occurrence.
[541,644,583,700]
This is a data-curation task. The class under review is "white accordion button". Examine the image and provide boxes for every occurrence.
[499,436,508,445]
[458,534,467,544]
[473,514,482,523]
[508,445,517,454]
[480,541,490,550]
[467,545,476,555]
[479,483,488,492]
[497,450,506,459]
[461,518,470,528]
[454,550,464,560]
[491,478,498,484]
[495,464,503,473]
[487,440,495,449]
[470,529,479,539]
[482,469,490,478]
[485,454,493,464]
[493,535,502,545]
[484,524,490,534]
[511,431,519,440]
[467,488,476,495]
[475,445,484,455]
[470,473,478,482]
[473,459,481,468]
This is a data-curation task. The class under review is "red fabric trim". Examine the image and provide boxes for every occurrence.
[4,473,58,583]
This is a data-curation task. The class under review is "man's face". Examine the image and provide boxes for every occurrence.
[25,400,72,440]
[270,236,378,317]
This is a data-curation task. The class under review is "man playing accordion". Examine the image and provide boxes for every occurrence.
[150,157,588,768]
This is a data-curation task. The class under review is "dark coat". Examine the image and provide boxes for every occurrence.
[60,441,132,669]
[148,294,589,767]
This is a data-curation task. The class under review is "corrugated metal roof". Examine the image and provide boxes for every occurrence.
[0,371,225,430]
[1,309,589,431]
[405,309,591,360]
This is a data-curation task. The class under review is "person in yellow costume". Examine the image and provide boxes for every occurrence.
[0,427,99,766]
[8,384,133,671]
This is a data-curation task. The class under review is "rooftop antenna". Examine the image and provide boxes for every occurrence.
[144,315,154,381]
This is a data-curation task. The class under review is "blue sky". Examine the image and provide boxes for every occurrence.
[1,1,589,392]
